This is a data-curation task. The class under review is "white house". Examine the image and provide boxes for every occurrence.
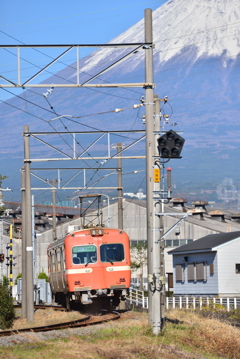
[168,231,240,297]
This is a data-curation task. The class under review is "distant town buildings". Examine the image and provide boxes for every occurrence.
[123,188,146,200]
[216,177,238,202]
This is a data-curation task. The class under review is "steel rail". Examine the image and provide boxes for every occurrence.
[0,311,120,337]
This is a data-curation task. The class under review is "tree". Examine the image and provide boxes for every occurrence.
[0,174,8,188]
[0,281,15,329]
[131,241,147,291]
[38,270,49,282]
[0,174,8,215]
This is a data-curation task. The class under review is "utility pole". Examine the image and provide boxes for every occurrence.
[24,125,34,322]
[51,179,57,241]
[21,166,27,318]
[9,224,13,296]
[144,8,155,327]
[116,143,123,230]
[0,216,3,280]
[0,185,11,279]
[150,95,162,333]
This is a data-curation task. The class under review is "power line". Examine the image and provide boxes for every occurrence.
[1,1,162,27]
[154,21,240,44]
[153,29,240,56]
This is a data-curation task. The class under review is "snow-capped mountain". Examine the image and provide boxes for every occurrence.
[1,0,240,199]
[80,0,240,73]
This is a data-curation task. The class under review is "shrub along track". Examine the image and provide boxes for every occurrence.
[0,309,120,337]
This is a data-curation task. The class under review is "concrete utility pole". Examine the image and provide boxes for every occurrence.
[51,179,57,241]
[0,217,3,280]
[116,143,123,230]
[144,8,155,327]
[9,224,13,296]
[153,95,163,333]
[0,185,11,279]
[21,166,27,318]
[23,125,34,322]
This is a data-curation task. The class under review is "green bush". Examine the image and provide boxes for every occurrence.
[2,275,9,286]
[38,270,49,282]
[14,273,22,285]
[0,281,15,329]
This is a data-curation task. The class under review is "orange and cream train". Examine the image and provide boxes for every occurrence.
[47,226,131,310]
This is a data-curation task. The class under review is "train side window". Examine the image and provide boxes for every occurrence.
[100,243,124,263]
[49,252,53,273]
[52,252,56,272]
[61,247,66,270]
[57,251,61,271]
[72,245,97,265]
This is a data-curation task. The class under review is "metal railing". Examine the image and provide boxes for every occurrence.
[126,288,240,312]
[126,287,148,309]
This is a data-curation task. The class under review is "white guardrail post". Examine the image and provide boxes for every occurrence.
[179,296,182,309]
[166,297,169,310]
[126,290,239,312]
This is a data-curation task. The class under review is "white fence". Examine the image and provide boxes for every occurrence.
[166,296,240,311]
[126,288,240,312]
[127,287,148,309]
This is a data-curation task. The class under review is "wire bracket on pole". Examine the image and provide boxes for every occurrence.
[155,213,192,241]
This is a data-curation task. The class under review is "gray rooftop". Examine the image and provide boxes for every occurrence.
[168,231,240,254]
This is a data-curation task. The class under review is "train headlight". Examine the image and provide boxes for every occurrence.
[91,229,103,237]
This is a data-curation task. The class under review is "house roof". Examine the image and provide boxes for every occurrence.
[168,231,240,255]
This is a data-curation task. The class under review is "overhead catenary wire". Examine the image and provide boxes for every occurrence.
[0,30,143,97]
[0,1,161,28]
[0,87,143,133]
[1,46,141,102]
[0,85,145,194]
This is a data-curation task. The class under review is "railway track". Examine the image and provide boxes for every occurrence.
[14,304,67,311]
[0,311,120,337]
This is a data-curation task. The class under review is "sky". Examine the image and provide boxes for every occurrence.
[0,0,167,101]
[0,0,168,201]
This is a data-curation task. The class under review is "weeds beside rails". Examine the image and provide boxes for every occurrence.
[198,299,240,326]
[166,308,240,359]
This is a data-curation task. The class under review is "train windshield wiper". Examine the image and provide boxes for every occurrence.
[85,258,91,267]
[105,255,114,265]
[85,256,96,267]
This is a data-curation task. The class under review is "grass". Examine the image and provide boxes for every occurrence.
[12,308,85,329]
[1,309,240,358]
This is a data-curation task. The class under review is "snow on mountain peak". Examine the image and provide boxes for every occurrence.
[80,0,240,74]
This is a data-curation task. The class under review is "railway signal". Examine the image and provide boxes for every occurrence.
[157,130,185,159]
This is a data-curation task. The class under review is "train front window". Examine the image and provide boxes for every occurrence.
[100,243,124,263]
[72,245,97,265]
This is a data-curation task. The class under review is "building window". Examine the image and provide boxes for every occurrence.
[188,263,195,281]
[236,264,240,273]
[210,263,214,275]
[180,240,187,246]
[167,273,173,289]
[173,240,179,246]
[176,264,184,282]
[131,277,140,287]
[130,240,147,246]
[196,262,205,281]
